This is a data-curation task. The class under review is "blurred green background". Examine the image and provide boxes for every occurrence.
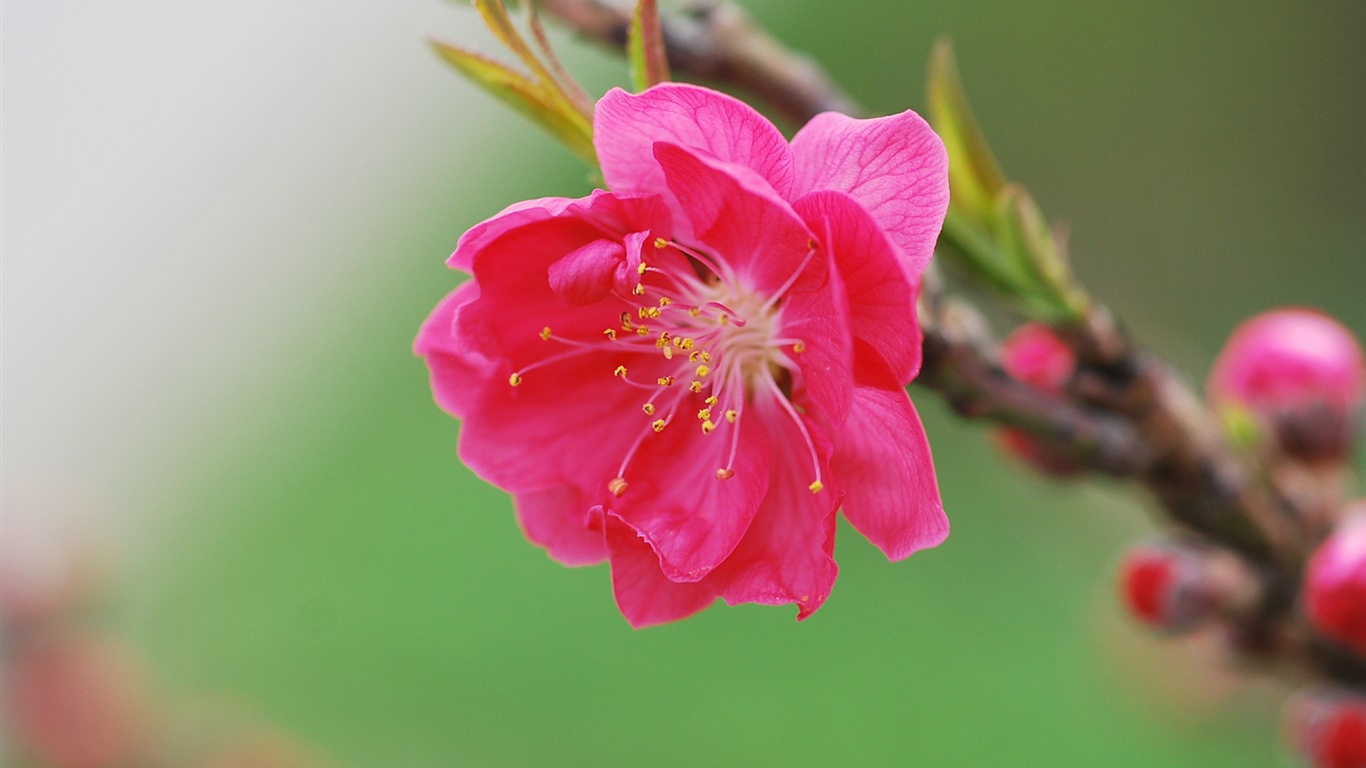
[6,0,1363,765]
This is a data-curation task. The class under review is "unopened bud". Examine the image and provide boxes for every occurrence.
[1208,308,1365,462]
[1285,689,1366,768]
[1118,541,1246,632]
[993,323,1083,476]
[1304,512,1366,654]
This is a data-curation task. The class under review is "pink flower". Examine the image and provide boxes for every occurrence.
[417,84,950,627]
[1208,308,1365,461]
[1304,507,1366,655]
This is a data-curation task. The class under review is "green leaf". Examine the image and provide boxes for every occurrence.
[928,40,1006,227]
[627,0,670,92]
[430,40,597,165]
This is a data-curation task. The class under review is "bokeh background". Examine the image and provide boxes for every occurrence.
[5,0,1364,765]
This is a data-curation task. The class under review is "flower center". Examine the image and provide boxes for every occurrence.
[511,235,823,498]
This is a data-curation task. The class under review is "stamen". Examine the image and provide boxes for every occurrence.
[697,408,711,421]
[603,329,617,340]
[792,341,806,354]
[539,326,552,341]
[508,373,523,387]
[642,403,656,415]
[651,419,667,433]
[614,365,628,377]
[689,381,703,393]
[632,284,645,296]
[696,365,711,377]
[725,409,738,423]
[808,480,824,494]
[657,376,675,386]
[654,237,668,249]
[637,261,648,275]
[609,478,629,497]
[701,420,716,434]
[715,468,735,480]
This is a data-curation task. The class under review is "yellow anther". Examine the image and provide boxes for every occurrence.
[636,326,650,336]
[705,396,718,406]
[699,351,712,362]
[688,307,701,318]
[689,381,703,393]
[807,238,817,250]
[632,283,645,296]
[793,341,807,354]
[719,314,730,325]
[614,365,628,377]
[642,403,656,415]
[645,307,662,319]
[651,419,667,433]
[539,326,552,341]
[657,376,675,386]
[701,420,716,434]
[688,351,700,363]
[725,409,738,424]
[637,261,648,275]
[508,372,523,387]
[639,307,650,319]
[716,468,735,480]
[662,347,674,360]
[696,365,711,377]
[697,408,711,421]
[658,297,672,306]
[654,237,668,249]
[808,480,824,494]
[680,338,694,349]
[609,478,629,497]
[603,329,617,340]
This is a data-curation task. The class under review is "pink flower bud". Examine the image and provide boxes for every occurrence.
[1119,541,1214,631]
[993,323,1083,476]
[1000,322,1077,392]
[1304,512,1366,654]
[1209,308,1366,462]
[1286,689,1366,768]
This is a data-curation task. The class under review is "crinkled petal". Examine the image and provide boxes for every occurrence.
[652,142,817,296]
[608,408,771,582]
[794,189,923,383]
[605,514,717,629]
[710,392,840,620]
[414,281,490,418]
[790,110,949,275]
[595,84,794,200]
[832,369,948,562]
[547,238,628,305]
[512,485,607,566]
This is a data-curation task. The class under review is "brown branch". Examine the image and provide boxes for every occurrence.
[535,0,860,123]
[538,0,1361,684]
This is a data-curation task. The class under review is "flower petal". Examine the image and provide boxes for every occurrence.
[832,372,948,562]
[512,485,607,566]
[449,195,581,271]
[458,350,649,497]
[608,408,771,582]
[777,245,853,440]
[794,189,923,383]
[594,84,794,200]
[605,514,717,628]
[652,142,816,296]
[414,281,490,418]
[547,238,627,305]
[710,392,840,620]
[790,110,949,275]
